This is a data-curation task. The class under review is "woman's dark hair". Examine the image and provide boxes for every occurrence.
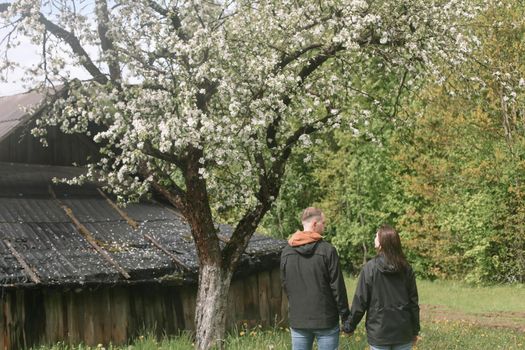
[377,225,409,271]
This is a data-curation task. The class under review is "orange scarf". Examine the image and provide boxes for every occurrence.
[288,231,323,247]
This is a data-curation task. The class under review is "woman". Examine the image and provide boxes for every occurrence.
[344,225,420,350]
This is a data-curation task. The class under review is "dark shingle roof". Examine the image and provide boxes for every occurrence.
[0,162,285,287]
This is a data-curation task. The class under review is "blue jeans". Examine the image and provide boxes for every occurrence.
[369,342,412,350]
[290,324,340,350]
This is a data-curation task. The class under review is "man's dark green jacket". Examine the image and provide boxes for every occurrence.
[280,240,350,329]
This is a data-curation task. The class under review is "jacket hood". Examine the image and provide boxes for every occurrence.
[293,240,321,256]
[287,231,323,256]
[288,231,323,247]
[376,254,401,274]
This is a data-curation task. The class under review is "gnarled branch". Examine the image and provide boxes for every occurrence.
[95,0,121,82]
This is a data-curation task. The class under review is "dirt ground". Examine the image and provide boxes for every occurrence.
[421,304,525,332]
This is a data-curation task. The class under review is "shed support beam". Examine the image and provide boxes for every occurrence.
[2,239,41,284]
[97,188,190,272]
[49,185,131,280]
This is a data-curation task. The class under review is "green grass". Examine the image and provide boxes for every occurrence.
[345,276,525,314]
[416,279,525,313]
[31,323,525,350]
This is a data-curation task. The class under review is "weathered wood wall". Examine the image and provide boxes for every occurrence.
[0,267,287,349]
[0,123,99,166]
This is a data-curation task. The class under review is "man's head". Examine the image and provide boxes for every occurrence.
[301,207,325,234]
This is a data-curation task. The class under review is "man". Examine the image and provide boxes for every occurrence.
[280,207,350,350]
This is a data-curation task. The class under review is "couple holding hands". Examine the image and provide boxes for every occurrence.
[281,207,420,350]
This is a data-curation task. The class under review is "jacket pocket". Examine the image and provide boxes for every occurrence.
[375,305,413,340]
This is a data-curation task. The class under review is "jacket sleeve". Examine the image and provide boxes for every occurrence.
[327,246,350,321]
[407,267,420,335]
[348,264,371,332]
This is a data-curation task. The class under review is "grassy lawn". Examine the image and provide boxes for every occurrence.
[32,323,524,350]
[345,276,525,314]
[33,279,525,349]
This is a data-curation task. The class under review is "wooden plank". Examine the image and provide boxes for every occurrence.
[5,290,27,350]
[231,279,245,328]
[225,280,237,329]
[49,185,131,279]
[143,234,190,271]
[97,189,139,229]
[269,267,284,326]
[23,289,45,348]
[99,190,190,272]
[65,290,81,344]
[141,286,157,334]
[161,287,178,336]
[90,291,106,345]
[2,291,13,350]
[172,288,186,333]
[243,274,259,327]
[0,293,5,350]
[179,286,196,331]
[270,267,282,299]
[110,287,129,344]
[44,290,64,344]
[2,239,41,284]
[82,291,96,346]
[128,286,144,338]
[257,271,271,327]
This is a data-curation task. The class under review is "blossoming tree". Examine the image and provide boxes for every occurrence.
[1,0,481,348]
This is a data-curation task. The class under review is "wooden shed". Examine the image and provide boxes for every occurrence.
[0,91,288,349]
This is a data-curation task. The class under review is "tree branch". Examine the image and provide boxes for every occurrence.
[271,109,337,181]
[36,12,108,84]
[95,0,121,82]
[141,140,185,169]
[149,178,188,213]
[138,160,188,212]
[1,3,108,84]
[390,69,409,119]
[263,44,343,151]
[221,202,269,270]
[146,1,189,41]
[276,43,324,71]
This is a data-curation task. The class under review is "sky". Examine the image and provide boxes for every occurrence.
[0,33,94,97]
[0,0,94,97]
[0,38,41,96]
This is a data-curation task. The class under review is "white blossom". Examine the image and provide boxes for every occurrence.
[1,0,488,209]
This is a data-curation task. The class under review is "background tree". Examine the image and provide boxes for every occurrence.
[0,0,481,348]
[395,0,525,283]
[261,0,525,285]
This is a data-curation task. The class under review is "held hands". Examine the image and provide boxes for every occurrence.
[341,318,353,334]
[413,335,420,346]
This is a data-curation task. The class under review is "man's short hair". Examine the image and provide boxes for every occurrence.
[301,207,323,223]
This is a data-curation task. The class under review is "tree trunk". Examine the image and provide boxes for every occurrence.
[194,263,234,350]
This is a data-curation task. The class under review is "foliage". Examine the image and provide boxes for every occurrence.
[394,0,525,283]
[261,0,525,284]
[258,142,322,240]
